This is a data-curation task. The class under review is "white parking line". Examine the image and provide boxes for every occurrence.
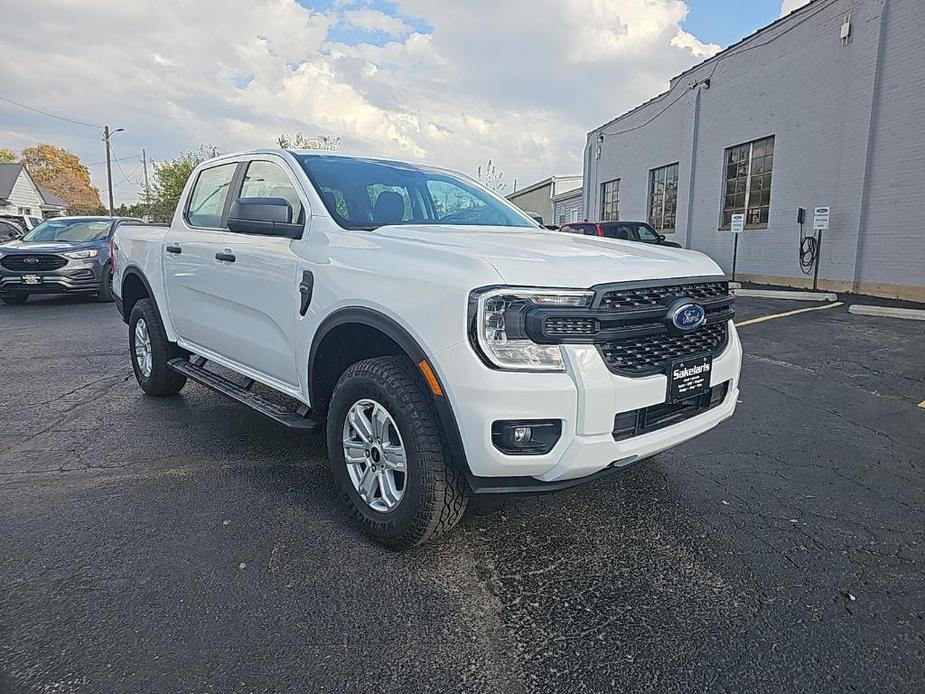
[735,301,844,328]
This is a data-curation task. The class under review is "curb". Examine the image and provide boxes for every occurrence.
[733,289,838,302]
[848,305,925,321]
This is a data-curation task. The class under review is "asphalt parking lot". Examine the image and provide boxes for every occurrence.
[1,294,923,693]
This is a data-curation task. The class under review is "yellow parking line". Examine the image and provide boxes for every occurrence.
[735,301,844,328]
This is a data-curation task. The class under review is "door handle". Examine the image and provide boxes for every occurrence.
[165,244,182,254]
[215,252,236,263]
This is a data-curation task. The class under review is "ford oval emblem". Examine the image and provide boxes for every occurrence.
[670,303,706,331]
[24,257,40,264]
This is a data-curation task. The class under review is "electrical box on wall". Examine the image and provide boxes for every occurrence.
[840,14,851,43]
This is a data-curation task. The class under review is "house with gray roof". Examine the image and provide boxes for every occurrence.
[0,163,68,219]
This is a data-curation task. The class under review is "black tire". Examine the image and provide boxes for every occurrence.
[96,264,114,303]
[327,356,470,549]
[128,298,187,396]
[0,294,28,305]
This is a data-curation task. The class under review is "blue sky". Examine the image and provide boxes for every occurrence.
[683,1,783,48]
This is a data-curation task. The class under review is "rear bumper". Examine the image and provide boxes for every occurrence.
[0,264,104,294]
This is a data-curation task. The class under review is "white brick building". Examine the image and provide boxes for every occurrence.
[583,0,924,301]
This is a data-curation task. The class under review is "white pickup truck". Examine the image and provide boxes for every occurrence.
[113,149,741,548]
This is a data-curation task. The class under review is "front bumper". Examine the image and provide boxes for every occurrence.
[434,321,742,489]
[0,261,104,294]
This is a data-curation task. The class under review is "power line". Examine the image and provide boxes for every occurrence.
[0,94,102,130]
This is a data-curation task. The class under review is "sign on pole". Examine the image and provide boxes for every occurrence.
[813,206,830,231]
[730,213,745,233]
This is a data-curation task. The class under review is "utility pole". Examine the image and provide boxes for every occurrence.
[102,125,124,216]
[142,148,150,203]
[104,125,113,215]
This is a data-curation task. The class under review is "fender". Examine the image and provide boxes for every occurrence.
[119,265,166,331]
[309,307,472,476]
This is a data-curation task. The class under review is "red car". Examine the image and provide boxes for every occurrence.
[559,221,682,248]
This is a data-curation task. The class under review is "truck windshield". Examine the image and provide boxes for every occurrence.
[295,155,537,230]
[22,218,113,243]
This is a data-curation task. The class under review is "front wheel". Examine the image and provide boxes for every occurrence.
[128,298,187,396]
[327,356,470,549]
[96,264,114,303]
[0,294,28,305]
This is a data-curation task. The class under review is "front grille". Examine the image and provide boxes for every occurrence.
[1,254,67,271]
[598,281,728,310]
[545,316,598,336]
[599,322,728,375]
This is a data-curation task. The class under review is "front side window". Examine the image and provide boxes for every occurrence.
[296,155,534,230]
[22,218,113,242]
[634,223,661,242]
[600,179,619,221]
[186,163,237,228]
[648,163,678,232]
[240,161,303,222]
[722,136,774,228]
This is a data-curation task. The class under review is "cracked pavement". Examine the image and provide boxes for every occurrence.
[1,295,923,693]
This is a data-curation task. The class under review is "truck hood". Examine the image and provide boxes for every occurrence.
[372,224,723,286]
[0,239,104,253]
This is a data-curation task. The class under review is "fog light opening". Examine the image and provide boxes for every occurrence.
[491,420,562,455]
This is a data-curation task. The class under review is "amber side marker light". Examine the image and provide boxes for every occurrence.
[417,359,444,397]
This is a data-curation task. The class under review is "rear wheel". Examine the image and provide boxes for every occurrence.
[327,356,469,549]
[0,294,28,305]
[128,298,187,395]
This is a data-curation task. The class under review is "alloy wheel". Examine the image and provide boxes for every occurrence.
[342,399,407,513]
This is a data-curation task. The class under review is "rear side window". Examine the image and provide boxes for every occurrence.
[186,163,237,228]
[601,223,633,240]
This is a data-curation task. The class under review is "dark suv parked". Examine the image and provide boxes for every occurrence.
[0,216,142,305]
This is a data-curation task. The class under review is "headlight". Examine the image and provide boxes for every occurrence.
[64,249,98,259]
[470,287,594,371]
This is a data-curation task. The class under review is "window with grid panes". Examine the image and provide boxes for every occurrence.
[721,136,774,229]
[647,163,679,232]
[600,179,619,221]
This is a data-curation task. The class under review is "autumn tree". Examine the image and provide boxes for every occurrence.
[145,145,221,222]
[277,132,341,151]
[20,144,103,215]
[0,148,16,164]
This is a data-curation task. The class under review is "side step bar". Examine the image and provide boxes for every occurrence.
[167,358,322,433]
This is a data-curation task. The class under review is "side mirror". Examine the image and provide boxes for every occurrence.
[526,211,544,226]
[227,197,302,238]
[657,233,666,242]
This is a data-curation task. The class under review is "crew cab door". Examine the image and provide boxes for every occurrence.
[162,161,240,354]
[203,158,307,387]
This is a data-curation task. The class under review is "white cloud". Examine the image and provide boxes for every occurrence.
[0,0,720,204]
[343,8,412,37]
[780,0,812,17]
[671,30,721,59]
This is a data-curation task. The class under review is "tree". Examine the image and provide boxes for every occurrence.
[277,132,341,151]
[20,144,103,215]
[477,159,506,193]
[145,145,221,222]
[0,148,16,164]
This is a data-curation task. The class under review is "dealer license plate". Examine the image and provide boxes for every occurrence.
[23,275,41,285]
[668,353,712,403]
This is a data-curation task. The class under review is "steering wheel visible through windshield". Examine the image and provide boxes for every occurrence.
[295,155,537,230]
[22,218,113,243]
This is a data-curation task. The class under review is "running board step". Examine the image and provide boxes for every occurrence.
[167,358,322,432]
